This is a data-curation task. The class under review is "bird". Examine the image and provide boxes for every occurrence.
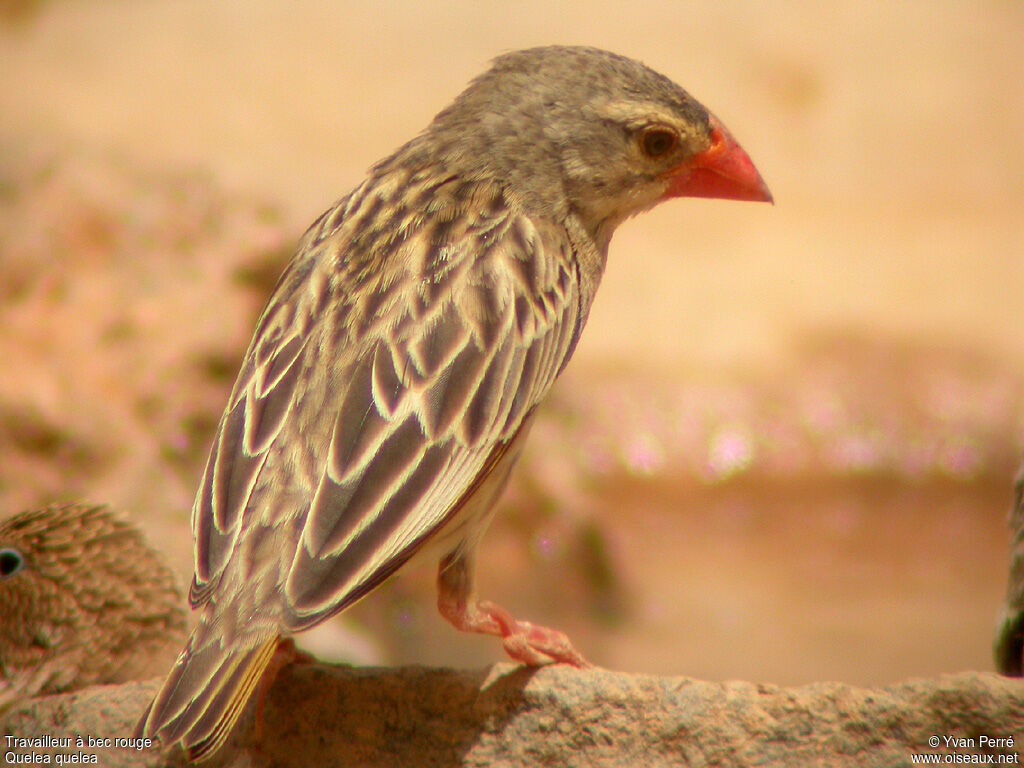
[137,45,772,761]
[994,465,1024,676]
[0,502,186,709]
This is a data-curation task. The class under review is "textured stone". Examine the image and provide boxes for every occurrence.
[3,664,1021,767]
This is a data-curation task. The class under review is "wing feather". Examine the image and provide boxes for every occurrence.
[191,181,583,632]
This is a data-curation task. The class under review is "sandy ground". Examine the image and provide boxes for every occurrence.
[1,0,1023,687]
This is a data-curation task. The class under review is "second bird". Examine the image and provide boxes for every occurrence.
[138,45,772,761]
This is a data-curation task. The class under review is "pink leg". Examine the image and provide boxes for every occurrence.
[250,638,315,750]
[437,549,589,668]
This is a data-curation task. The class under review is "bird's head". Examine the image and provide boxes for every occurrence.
[419,46,772,248]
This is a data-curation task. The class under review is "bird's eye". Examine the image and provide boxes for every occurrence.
[640,127,678,159]
[0,548,24,578]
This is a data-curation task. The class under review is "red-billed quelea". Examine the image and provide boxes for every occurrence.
[137,45,772,760]
[0,503,185,709]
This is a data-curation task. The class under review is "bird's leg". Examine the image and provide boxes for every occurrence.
[249,637,315,754]
[436,548,589,668]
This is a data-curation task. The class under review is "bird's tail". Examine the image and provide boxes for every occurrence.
[135,623,279,762]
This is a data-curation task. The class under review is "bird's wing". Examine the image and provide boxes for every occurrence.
[190,184,583,630]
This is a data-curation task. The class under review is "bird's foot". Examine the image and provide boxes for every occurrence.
[273,636,316,667]
[438,592,589,668]
[477,599,590,667]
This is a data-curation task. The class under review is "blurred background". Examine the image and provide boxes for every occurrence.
[1,0,1022,687]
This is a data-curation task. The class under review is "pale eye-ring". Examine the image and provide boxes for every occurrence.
[640,126,679,159]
